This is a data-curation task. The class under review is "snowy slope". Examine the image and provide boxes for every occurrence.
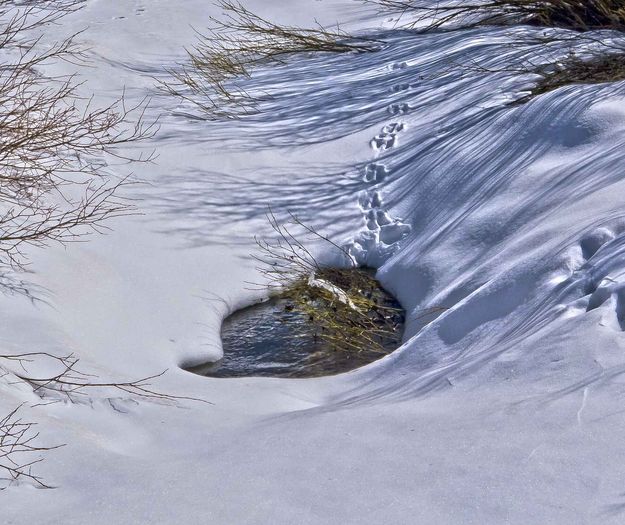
[3,1,625,524]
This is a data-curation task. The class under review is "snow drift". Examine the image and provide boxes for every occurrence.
[3,1,625,523]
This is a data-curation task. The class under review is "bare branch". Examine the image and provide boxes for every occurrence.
[0,405,63,490]
[0,1,157,269]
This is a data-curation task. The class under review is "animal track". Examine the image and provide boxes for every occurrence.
[346,65,413,265]
[390,61,408,70]
[366,209,393,231]
[379,222,412,245]
[390,83,410,93]
[556,224,625,331]
[583,279,625,331]
[384,122,405,134]
[371,134,396,151]
[580,227,615,261]
[371,209,392,226]
[358,190,383,210]
[371,122,405,153]
[586,280,613,312]
[388,103,410,116]
[363,163,389,184]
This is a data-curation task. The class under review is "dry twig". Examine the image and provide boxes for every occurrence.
[0,405,62,490]
[0,1,157,268]
[0,350,209,490]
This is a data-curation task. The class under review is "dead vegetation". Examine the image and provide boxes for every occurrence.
[531,49,625,98]
[0,352,204,405]
[0,405,61,490]
[371,1,625,102]
[0,350,207,490]
[0,1,192,491]
[368,0,625,31]
[253,213,404,356]
[166,0,625,111]
[0,1,155,269]
[165,0,378,118]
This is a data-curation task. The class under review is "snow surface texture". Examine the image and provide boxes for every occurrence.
[3,1,625,523]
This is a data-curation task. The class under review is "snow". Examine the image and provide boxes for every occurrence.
[3,1,625,523]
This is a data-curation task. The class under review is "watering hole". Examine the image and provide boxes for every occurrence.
[187,269,405,378]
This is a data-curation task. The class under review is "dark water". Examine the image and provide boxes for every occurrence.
[187,278,405,379]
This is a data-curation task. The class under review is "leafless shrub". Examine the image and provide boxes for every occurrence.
[0,3,186,490]
[0,1,156,269]
[455,33,625,103]
[164,0,379,118]
[0,405,62,490]
[371,1,625,102]
[0,350,208,489]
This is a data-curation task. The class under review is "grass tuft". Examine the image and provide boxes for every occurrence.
[530,50,625,99]
[253,213,404,356]
[164,0,378,118]
[370,0,625,31]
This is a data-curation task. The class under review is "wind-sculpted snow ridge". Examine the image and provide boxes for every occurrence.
[4,0,625,523]
[180,27,537,148]
[326,86,625,406]
[147,24,607,243]
[333,86,625,403]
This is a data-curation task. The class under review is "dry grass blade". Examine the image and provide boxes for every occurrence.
[531,50,625,98]
[164,0,379,119]
[368,0,625,31]
[252,212,404,356]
